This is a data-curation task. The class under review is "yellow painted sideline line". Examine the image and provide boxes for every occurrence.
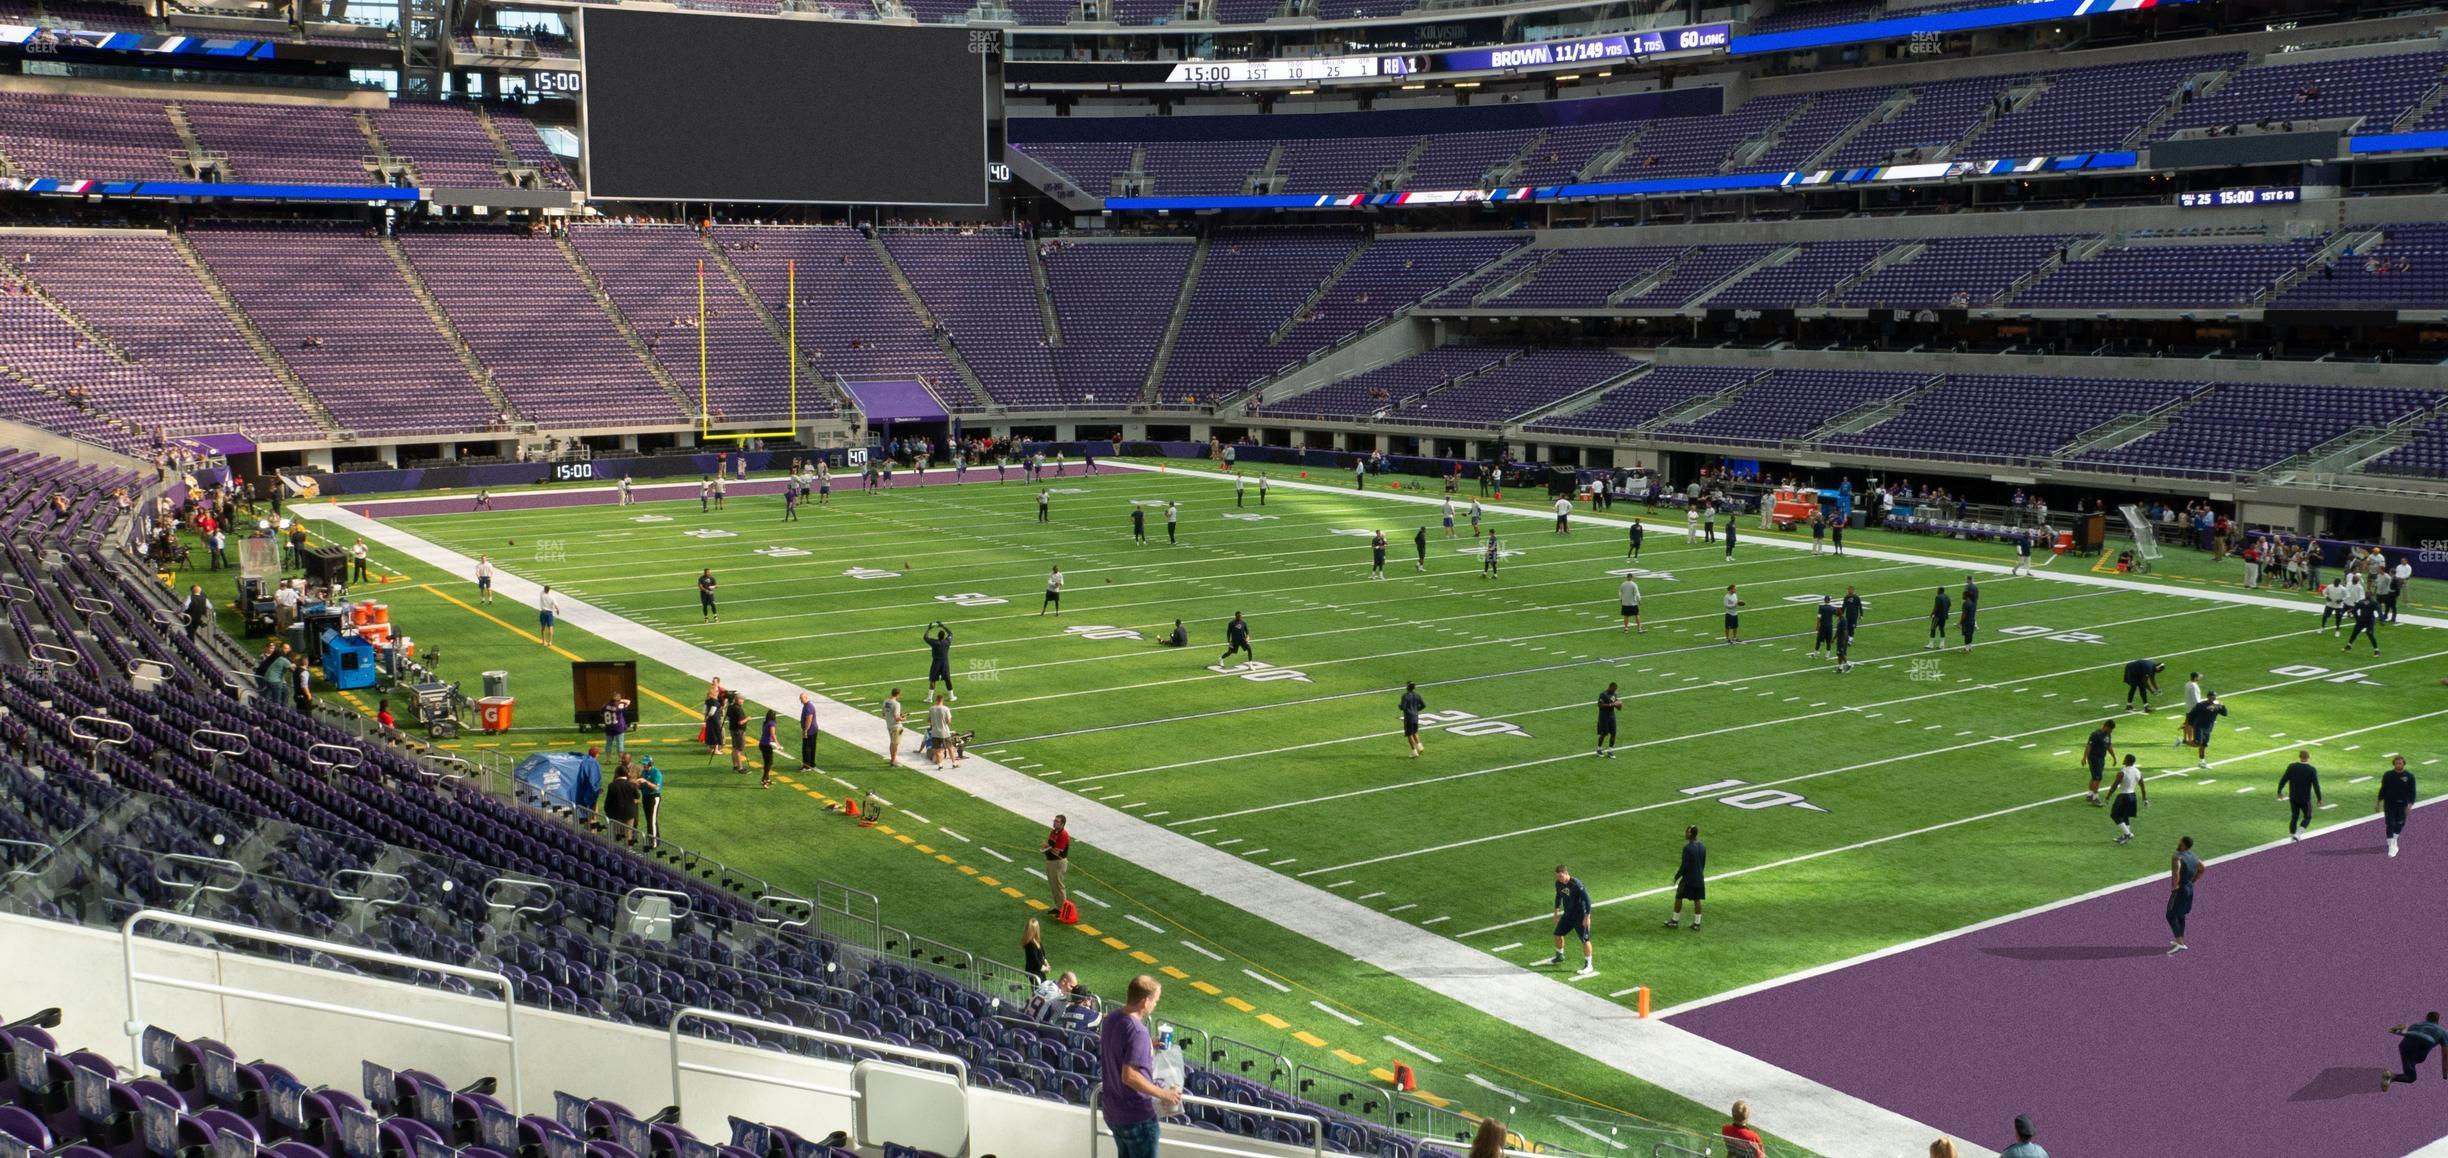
[416,582,702,721]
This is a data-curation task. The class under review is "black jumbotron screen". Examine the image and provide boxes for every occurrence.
[581,8,988,206]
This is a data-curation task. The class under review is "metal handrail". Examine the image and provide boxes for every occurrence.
[667,1006,968,1116]
[307,742,365,772]
[621,886,693,922]
[0,836,54,883]
[150,853,247,909]
[121,909,521,1107]
[0,580,29,602]
[331,868,409,910]
[188,729,253,759]
[31,642,84,671]
[753,890,813,931]
[70,715,134,748]
[71,594,116,617]
[483,876,557,918]
[1088,1083,1322,1158]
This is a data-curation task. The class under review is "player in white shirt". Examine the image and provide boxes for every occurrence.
[1554,496,1572,535]
[2180,672,2205,745]
[1722,585,1745,644]
[1441,499,1457,538]
[537,586,561,647]
[2107,755,2148,844]
[618,476,634,506]
[927,694,957,769]
[475,555,496,605]
[2321,579,2352,634]
[1618,577,1644,633]
[1686,504,1701,543]
[1041,565,1064,616]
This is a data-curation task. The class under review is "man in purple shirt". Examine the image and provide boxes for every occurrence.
[1098,976,1180,1158]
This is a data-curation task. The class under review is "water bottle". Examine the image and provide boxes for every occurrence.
[1152,1025,1186,1100]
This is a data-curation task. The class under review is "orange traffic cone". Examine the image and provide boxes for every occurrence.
[1299,471,1308,479]
[1055,899,1080,925]
[1391,1063,1415,1092]
[841,795,861,818]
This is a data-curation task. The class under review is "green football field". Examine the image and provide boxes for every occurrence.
[263,463,2447,1155]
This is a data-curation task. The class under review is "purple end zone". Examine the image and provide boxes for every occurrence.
[337,462,1111,519]
[1668,810,2448,1157]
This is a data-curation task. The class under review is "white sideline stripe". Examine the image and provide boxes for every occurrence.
[900,809,931,824]
[1075,891,1111,908]
[939,828,970,842]
[980,847,1013,863]
[1124,914,1167,933]
[1653,713,2448,1021]
[1180,941,1225,961]
[1242,970,1291,993]
[311,487,1960,1158]
[1381,1036,1443,1064]
[1310,1002,1364,1026]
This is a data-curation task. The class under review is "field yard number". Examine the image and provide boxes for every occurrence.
[1065,624,1143,641]
[630,514,671,523]
[936,592,1008,607]
[1416,709,1529,738]
[1679,778,1829,813]
[2270,664,2376,685]
[1222,513,1279,522]
[754,546,812,558]
[1784,594,1870,609]
[1459,546,1525,558]
[1329,529,1377,538]
[843,567,901,580]
[1607,567,1677,581]
[1999,625,2103,644]
[685,529,737,540]
[1208,660,1311,683]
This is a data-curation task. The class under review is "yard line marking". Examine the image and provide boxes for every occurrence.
[1611,987,1646,998]
[1474,705,2448,941]
[1124,914,1166,933]
[1355,651,2448,889]
[1358,891,1387,900]
[830,776,858,790]
[2236,786,2257,794]
[1192,828,1219,836]
[2352,776,2374,784]
[1214,614,2363,838]
[938,828,970,842]
[1075,891,1111,908]
[1388,903,1418,913]
[1466,1074,1528,1101]
[1144,811,1169,818]
[1217,838,1244,847]
[900,809,931,824]
[1311,1002,1364,1026]
[1490,942,1522,953]
[1271,857,1298,866]
[2198,779,2217,786]
[1421,916,1450,926]
[2345,744,2363,751]
[1329,880,1356,889]
[979,847,1013,863]
[1026,868,1047,879]
[2018,743,2037,749]
[1242,970,1291,993]
[1381,1036,1443,1064]
[1242,848,1271,857]
[1179,941,1224,961]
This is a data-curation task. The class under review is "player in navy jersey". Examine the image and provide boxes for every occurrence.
[1548,866,1595,975]
[1926,585,1951,650]
[2081,719,2117,806]
[1665,826,1706,932]
[1596,682,1622,758]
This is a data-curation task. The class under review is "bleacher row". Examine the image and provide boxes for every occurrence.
[0,93,568,190]
[1015,44,2447,195]
[0,453,1483,1158]
[5,219,2448,467]
[1257,354,2448,479]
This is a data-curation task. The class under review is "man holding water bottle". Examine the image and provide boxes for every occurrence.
[1100,975,1184,1158]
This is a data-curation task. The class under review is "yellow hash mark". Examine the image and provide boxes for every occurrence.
[894,834,914,845]
[1330,1050,1367,1067]
[1189,981,1221,996]
[1369,1068,1396,1083]
[1159,967,1189,980]
[1411,1091,1450,1109]
[1292,1032,1326,1048]
[936,854,957,864]
[1255,1014,1289,1030]
[1025,898,1051,911]
[1075,924,1101,937]
[1222,997,1255,1013]
[976,876,999,887]
[1100,936,1131,951]
[1001,887,1025,898]
[914,844,934,854]
[957,866,978,876]
[1129,951,1158,965]
[875,824,896,834]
